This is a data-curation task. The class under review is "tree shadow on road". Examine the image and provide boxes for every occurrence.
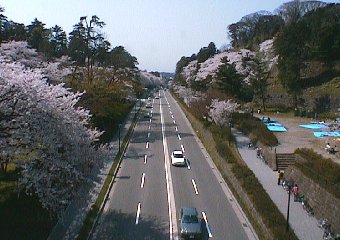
[92,209,169,240]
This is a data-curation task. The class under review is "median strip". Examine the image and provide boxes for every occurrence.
[160,97,178,240]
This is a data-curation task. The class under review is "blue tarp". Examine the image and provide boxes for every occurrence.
[299,123,328,129]
[313,132,340,138]
[266,123,287,132]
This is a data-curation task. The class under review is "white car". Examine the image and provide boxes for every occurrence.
[171,150,186,166]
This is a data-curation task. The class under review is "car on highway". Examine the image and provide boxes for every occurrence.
[143,111,151,118]
[171,150,186,166]
[146,103,152,108]
[179,207,202,239]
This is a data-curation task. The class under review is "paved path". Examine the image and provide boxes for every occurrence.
[48,107,138,240]
[232,128,324,240]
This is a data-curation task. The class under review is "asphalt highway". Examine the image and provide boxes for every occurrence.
[91,90,258,240]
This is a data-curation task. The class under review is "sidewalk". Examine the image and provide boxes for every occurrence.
[48,108,138,240]
[232,128,324,240]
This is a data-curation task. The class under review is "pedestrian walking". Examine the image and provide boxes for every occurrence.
[293,184,299,202]
[277,170,284,185]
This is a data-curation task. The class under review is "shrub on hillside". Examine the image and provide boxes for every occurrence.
[295,148,340,198]
[232,112,278,146]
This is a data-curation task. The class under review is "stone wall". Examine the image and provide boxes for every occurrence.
[284,166,340,233]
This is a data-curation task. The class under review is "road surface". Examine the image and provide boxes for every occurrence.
[91,90,257,240]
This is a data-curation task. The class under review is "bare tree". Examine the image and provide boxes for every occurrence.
[275,0,327,24]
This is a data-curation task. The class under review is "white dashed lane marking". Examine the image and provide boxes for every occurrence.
[191,179,199,195]
[141,173,146,188]
[202,212,213,238]
[186,159,191,170]
[135,203,141,225]
[181,144,185,153]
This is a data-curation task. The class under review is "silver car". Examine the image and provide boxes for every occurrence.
[179,207,202,239]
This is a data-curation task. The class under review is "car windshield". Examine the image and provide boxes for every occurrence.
[183,215,199,223]
[174,153,183,158]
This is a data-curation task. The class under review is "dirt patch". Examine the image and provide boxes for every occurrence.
[255,113,340,165]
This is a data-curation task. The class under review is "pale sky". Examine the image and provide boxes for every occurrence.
[1,0,338,72]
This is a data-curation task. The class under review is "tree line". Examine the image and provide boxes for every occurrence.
[174,1,339,111]
[0,7,138,72]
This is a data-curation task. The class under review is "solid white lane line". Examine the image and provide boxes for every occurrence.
[202,212,213,238]
[160,98,177,240]
[186,159,191,170]
[141,173,146,188]
[135,202,141,225]
[178,134,181,140]
[146,142,149,149]
[144,155,147,164]
[147,132,150,138]
[175,126,178,132]
[181,144,185,153]
[191,179,199,195]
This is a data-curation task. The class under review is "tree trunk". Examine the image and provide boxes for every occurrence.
[293,93,298,109]
[261,93,266,112]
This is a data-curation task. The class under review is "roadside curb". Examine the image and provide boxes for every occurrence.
[86,109,140,239]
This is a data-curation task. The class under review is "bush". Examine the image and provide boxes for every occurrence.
[232,112,278,146]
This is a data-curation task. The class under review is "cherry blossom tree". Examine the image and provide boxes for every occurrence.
[208,99,239,127]
[0,41,72,82]
[0,41,110,215]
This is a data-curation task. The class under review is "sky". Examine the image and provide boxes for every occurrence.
[1,0,338,72]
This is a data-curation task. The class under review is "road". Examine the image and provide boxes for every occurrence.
[91,90,257,240]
